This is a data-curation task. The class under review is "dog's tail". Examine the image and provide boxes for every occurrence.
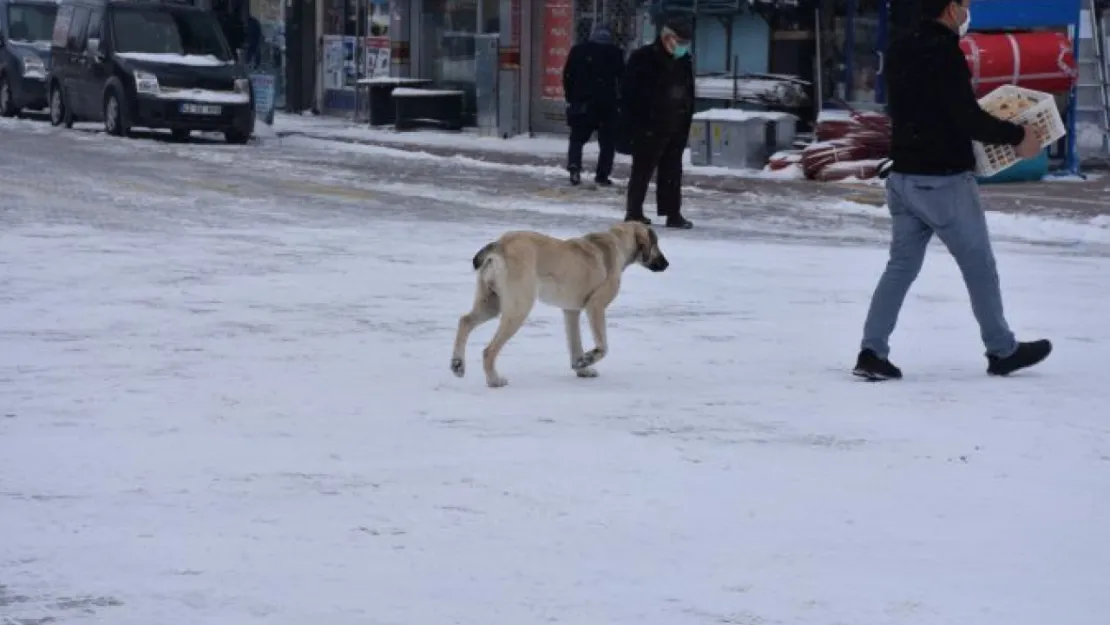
[471,242,500,271]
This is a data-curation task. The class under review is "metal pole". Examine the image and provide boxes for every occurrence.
[814,5,823,120]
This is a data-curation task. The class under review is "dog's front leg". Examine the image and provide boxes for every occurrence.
[575,303,609,370]
[563,309,597,378]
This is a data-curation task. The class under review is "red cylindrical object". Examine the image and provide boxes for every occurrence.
[960,32,1078,97]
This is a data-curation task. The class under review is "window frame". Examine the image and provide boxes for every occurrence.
[65,4,90,52]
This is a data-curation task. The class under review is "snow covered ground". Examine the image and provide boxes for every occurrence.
[2,116,1109,625]
[270,112,811,181]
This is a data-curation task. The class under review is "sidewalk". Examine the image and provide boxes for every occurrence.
[268,113,1110,220]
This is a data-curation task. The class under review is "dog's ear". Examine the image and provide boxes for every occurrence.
[639,227,656,263]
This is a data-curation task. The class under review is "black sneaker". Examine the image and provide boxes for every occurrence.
[595,177,614,187]
[853,349,903,381]
[987,339,1052,376]
[624,215,651,225]
[665,217,694,230]
[569,170,581,186]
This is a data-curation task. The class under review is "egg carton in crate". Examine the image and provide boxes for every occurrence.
[972,85,1066,177]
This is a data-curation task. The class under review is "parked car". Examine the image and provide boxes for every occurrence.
[0,0,57,117]
[48,0,254,143]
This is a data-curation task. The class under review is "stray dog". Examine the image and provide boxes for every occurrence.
[450,222,669,387]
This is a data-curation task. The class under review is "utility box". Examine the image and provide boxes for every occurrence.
[688,118,711,166]
[761,111,799,151]
[711,111,767,169]
[691,108,798,169]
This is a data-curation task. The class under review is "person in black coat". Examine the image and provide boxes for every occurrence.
[562,24,625,186]
[853,0,1049,381]
[618,16,695,229]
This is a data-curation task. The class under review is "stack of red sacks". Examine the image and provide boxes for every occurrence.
[768,110,892,182]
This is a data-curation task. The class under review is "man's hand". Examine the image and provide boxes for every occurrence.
[1014,126,1042,159]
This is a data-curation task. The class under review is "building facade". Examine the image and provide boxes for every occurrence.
[278,0,900,134]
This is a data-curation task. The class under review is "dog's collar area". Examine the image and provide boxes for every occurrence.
[625,246,641,268]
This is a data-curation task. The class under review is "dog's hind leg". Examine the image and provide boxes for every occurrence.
[563,309,597,378]
[481,287,535,388]
[574,302,610,370]
[451,281,500,378]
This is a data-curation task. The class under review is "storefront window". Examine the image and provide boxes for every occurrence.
[249,0,285,108]
[322,0,391,101]
[419,0,498,122]
[822,0,888,107]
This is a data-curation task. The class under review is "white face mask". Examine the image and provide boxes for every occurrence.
[958,8,972,37]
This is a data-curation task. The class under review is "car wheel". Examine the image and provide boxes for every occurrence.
[104,90,130,137]
[224,129,251,145]
[49,84,72,128]
[0,76,19,118]
[171,128,191,142]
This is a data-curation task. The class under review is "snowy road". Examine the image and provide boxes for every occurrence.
[2,119,1109,625]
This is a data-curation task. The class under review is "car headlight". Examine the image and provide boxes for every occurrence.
[21,55,46,79]
[133,70,160,95]
[233,78,250,95]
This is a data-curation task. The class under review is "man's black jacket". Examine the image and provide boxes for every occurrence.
[562,40,625,122]
[617,41,695,154]
[887,20,1025,176]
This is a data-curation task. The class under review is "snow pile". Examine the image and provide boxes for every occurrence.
[115,52,232,67]
[695,75,809,107]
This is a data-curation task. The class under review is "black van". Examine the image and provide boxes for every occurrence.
[48,0,254,143]
[0,0,57,116]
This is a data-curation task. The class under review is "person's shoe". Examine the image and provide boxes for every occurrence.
[569,170,581,186]
[987,339,1052,376]
[853,349,903,381]
[595,177,614,187]
[665,216,693,229]
[624,214,651,225]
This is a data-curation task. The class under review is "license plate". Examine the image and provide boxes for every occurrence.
[180,103,221,115]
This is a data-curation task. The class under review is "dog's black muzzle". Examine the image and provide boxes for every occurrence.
[647,257,669,272]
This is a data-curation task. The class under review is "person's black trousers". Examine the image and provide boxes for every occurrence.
[625,128,686,220]
[567,116,616,181]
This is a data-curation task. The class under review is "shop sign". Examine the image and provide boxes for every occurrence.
[542,0,572,100]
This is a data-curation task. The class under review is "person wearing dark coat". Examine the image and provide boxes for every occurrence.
[562,25,625,186]
[853,0,1050,381]
[618,16,695,229]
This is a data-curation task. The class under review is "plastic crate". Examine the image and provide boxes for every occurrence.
[972,85,1066,177]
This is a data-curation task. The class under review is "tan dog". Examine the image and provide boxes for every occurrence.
[451,222,669,387]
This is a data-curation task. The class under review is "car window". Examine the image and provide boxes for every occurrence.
[110,7,231,61]
[51,4,74,47]
[8,3,59,42]
[86,9,101,45]
[65,5,89,51]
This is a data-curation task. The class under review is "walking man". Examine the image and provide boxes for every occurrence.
[619,16,695,229]
[562,24,625,187]
[854,0,1051,380]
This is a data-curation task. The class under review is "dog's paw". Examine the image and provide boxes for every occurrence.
[486,375,509,388]
[450,358,465,378]
[575,367,599,378]
[573,350,603,369]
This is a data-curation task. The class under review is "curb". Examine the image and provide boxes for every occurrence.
[274,129,885,205]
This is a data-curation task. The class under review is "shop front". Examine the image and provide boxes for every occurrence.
[817,0,889,110]
[385,0,524,135]
[529,0,640,134]
[249,0,287,111]
[319,0,393,113]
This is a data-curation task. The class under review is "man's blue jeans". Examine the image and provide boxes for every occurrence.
[861,172,1018,359]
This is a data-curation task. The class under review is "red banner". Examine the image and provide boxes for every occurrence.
[542,0,573,100]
